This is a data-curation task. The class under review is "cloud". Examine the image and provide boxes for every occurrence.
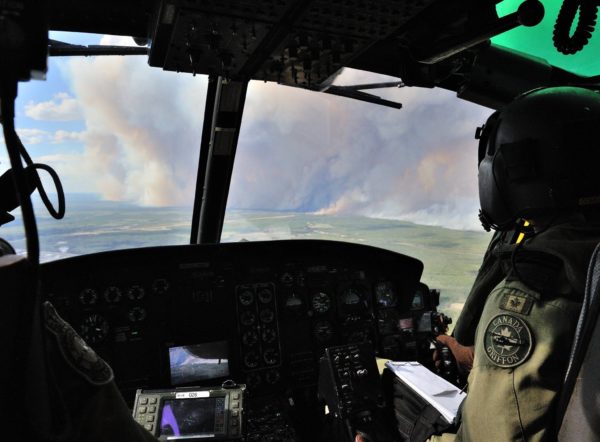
[49,36,492,228]
[25,92,82,121]
[66,35,206,206]
[228,72,493,230]
[18,128,51,145]
[52,130,85,144]
[8,128,85,146]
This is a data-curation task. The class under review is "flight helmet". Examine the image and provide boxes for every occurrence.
[477,86,600,231]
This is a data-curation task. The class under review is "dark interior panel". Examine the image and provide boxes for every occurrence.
[41,240,428,403]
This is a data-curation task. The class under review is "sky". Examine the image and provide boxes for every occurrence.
[1,32,493,231]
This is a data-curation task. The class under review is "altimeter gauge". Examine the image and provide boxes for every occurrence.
[80,314,110,344]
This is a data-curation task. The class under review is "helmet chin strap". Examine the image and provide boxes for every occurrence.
[478,209,517,232]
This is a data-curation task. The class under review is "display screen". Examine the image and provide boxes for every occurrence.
[169,341,230,385]
[159,397,225,437]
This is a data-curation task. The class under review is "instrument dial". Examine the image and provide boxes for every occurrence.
[240,311,256,326]
[265,370,280,385]
[152,278,169,295]
[127,285,145,301]
[80,314,110,344]
[284,292,303,309]
[258,287,273,304]
[375,281,397,307]
[263,348,279,365]
[79,288,98,305]
[259,308,275,323]
[341,287,362,306]
[244,351,260,369]
[103,286,122,304]
[261,327,277,344]
[311,291,331,314]
[242,331,259,346]
[239,290,255,306]
[128,306,147,322]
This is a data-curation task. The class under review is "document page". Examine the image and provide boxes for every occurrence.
[385,361,466,423]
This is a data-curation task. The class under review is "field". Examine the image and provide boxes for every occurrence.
[2,198,492,321]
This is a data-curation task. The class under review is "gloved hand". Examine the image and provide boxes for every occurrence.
[434,335,474,374]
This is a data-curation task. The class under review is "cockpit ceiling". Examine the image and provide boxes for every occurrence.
[148,0,438,86]
[49,0,503,90]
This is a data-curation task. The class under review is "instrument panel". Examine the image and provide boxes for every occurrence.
[40,239,424,404]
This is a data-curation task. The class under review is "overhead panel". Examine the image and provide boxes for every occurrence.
[148,0,436,87]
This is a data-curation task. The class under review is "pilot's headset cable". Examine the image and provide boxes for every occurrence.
[0,79,40,264]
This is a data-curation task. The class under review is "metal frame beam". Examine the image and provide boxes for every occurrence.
[190,76,248,244]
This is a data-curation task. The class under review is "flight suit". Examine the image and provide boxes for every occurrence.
[430,216,600,442]
[29,301,160,442]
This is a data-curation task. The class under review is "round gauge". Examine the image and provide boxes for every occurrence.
[375,281,397,307]
[280,272,294,285]
[284,292,303,309]
[127,285,145,301]
[128,306,147,322]
[243,351,260,369]
[261,327,277,344]
[258,288,273,304]
[313,320,334,342]
[80,314,110,344]
[79,288,98,306]
[259,308,275,323]
[103,286,122,304]
[341,287,363,306]
[240,311,256,326]
[265,369,280,385]
[238,290,255,306]
[152,278,169,295]
[246,372,262,388]
[311,291,331,314]
[263,348,279,365]
[242,331,258,346]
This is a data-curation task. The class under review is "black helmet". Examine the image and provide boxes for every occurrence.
[477,86,600,231]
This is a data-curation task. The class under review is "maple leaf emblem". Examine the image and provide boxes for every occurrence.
[498,327,514,353]
[509,297,522,308]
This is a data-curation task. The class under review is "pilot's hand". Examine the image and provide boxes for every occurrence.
[434,335,474,374]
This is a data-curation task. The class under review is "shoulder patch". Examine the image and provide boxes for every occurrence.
[499,293,533,315]
[484,314,534,368]
[43,302,114,386]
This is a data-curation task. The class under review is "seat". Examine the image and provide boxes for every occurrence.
[557,242,600,440]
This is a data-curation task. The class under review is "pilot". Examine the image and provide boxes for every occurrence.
[425,86,600,441]
[16,301,161,442]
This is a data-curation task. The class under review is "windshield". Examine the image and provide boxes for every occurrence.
[223,69,493,320]
[0,33,206,261]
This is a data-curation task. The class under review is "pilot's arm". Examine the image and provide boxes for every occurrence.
[43,301,159,442]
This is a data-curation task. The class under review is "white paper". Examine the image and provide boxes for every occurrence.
[385,361,466,423]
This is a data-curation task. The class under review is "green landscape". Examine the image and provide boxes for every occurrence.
[2,198,491,322]
[223,210,492,321]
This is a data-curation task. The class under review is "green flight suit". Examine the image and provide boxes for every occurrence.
[431,216,600,442]
[36,301,160,442]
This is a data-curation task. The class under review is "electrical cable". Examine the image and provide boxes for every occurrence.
[553,0,599,55]
[509,215,557,294]
[14,130,66,220]
[1,81,40,265]
[30,163,65,219]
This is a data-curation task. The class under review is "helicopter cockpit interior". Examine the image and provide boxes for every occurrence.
[2,0,600,441]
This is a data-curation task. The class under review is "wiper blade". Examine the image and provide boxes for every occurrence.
[49,40,148,57]
[324,81,404,109]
